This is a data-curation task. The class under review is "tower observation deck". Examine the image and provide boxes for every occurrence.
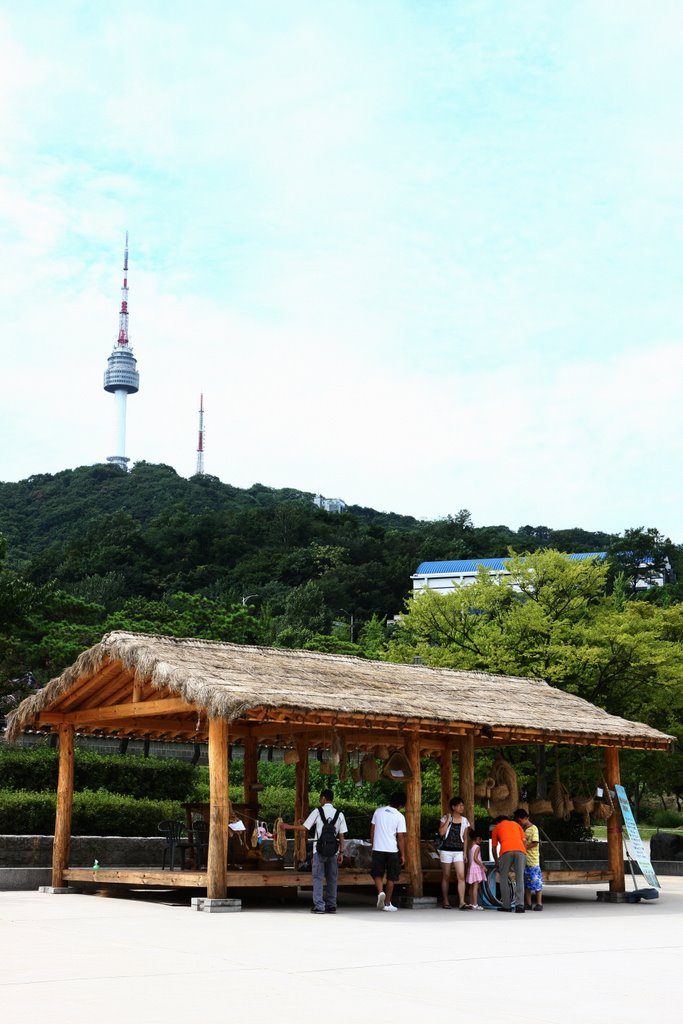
[103,233,139,470]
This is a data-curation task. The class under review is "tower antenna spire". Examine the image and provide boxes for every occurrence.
[104,231,140,470]
[196,393,205,475]
[118,230,130,346]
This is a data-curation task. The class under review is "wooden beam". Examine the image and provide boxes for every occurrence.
[295,736,310,823]
[440,741,453,816]
[404,733,423,897]
[604,747,626,893]
[207,717,229,900]
[64,717,201,735]
[63,867,411,888]
[36,696,197,726]
[75,668,135,710]
[243,735,258,803]
[64,868,208,887]
[52,724,75,888]
[459,734,475,827]
[53,660,122,711]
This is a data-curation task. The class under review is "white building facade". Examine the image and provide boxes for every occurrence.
[411,553,673,596]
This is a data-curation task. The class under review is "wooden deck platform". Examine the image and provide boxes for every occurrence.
[63,867,410,888]
[63,866,613,889]
[421,868,614,885]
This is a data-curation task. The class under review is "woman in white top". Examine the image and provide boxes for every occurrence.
[438,795,471,910]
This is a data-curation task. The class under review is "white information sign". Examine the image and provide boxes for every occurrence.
[614,784,660,890]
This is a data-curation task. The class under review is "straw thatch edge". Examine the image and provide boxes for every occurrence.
[4,630,675,749]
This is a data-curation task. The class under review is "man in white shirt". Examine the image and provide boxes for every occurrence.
[370,792,407,912]
[282,789,347,914]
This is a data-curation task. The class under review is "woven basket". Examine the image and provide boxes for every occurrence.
[361,755,380,783]
[382,750,413,781]
[591,800,613,822]
[529,799,553,816]
[548,770,573,823]
[283,749,300,765]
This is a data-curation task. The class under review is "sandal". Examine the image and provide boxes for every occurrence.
[442,903,453,909]
[459,904,473,910]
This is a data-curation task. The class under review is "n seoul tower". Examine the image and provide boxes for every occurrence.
[103,233,139,470]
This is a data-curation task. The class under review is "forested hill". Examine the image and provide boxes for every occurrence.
[0,461,680,690]
[0,462,425,562]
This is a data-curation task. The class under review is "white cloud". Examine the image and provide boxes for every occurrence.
[0,2,682,542]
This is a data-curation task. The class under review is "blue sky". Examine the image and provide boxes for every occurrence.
[1,1,682,538]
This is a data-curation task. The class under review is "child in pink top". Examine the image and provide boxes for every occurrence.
[466,829,486,909]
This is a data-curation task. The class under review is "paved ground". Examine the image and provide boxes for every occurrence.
[2,879,682,1024]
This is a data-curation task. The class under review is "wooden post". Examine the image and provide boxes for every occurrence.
[243,733,258,821]
[294,737,310,823]
[52,724,75,888]
[604,746,625,893]
[207,717,229,899]
[459,734,475,827]
[440,741,453,816]
[404,732,423,897]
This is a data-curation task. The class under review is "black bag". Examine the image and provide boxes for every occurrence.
[316,807,341,858]
[434,818,453,851]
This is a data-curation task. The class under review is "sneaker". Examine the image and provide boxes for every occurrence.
[383,903,398,912]
[472,905,483,910]
[376,892,386,911]
[497,907,512,912]
[515,907,526,914]
[310,907,325,914]
[325,907,336,913]
[533,904,544,911]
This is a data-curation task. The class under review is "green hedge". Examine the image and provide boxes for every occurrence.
[0,789,184,836]
[0,747,196,801]
[0,787,447,840]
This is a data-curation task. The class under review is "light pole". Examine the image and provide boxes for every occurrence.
[340,608,355,643]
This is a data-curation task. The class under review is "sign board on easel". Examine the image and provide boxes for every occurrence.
[614,784,660,890]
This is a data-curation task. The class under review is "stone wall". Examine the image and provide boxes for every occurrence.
[0,835,165,869]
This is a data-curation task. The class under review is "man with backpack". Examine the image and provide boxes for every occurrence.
[282,789,347,914]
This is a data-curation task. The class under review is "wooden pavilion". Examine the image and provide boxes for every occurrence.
[6,631,673,902]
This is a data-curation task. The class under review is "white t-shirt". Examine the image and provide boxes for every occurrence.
[371,805,407,853]
[303,804,348,853]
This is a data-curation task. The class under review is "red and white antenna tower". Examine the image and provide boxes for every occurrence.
[103,232,140,471]
[196,393,205,475]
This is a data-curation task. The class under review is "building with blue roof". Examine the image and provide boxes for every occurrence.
[411,553,670,596]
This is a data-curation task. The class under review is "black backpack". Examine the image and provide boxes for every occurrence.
[316,807,341,858]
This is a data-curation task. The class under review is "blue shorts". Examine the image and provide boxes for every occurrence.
[524,865,543,892]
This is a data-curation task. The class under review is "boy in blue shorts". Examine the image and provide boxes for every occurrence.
[514,809,543,911]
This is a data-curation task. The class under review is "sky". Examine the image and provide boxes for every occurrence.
[1,1,682,539]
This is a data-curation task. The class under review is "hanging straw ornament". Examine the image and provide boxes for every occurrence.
[382,750,413,781]
[294,828,307,865]
[488,757,520,816]
[273,817,288,858]
[549,765,573,820]
[338,734,348,782]
[360,753,380,782]
[572,795,595,827]
[529,798,553,816]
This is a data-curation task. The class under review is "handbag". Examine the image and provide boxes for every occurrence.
[433,817,453,851]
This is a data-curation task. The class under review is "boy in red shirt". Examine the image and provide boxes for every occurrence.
[491,813,527,913]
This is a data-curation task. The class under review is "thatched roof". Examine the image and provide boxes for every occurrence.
[5,631,673,750]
